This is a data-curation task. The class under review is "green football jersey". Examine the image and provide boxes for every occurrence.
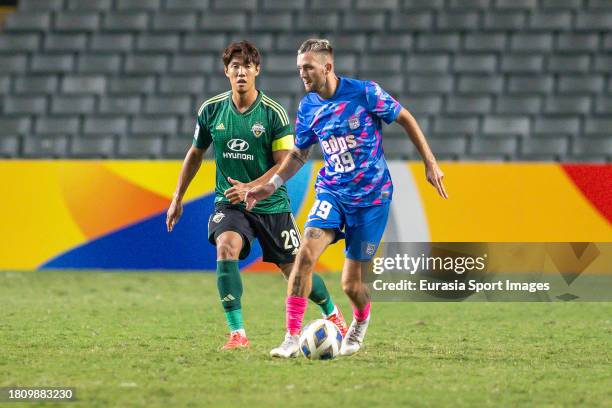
[193,90,295,214]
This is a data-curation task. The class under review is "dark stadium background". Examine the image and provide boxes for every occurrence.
[0,0,610,161]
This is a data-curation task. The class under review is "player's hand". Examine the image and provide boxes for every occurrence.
[166,197,183,232]
[425,161,449,199]
[224,177,250,204]
[244,183,275,211]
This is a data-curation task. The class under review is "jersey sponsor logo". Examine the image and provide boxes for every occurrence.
[227,138,249,152]
[251,122,265,138]
[212,212,225,223]
[320,135,358,155]
[216,122,226,130]
[348,116,360,130]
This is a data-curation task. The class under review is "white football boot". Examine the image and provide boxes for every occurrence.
[340,317,370,356]
[269,332,300,358]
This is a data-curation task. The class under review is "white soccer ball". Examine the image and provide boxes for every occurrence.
[299,319,343,360]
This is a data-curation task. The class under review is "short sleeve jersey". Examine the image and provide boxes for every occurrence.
[295,77,402,206]
[193,90,295,214]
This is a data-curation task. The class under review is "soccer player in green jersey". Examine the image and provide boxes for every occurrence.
[166,41,347,350]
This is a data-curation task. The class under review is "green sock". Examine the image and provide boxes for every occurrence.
[310,273,335,316]
[224,309,244,332]
[216,260,244,331]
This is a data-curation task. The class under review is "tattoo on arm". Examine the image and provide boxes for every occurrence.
[289,147,311,165]
[305,228,323,239]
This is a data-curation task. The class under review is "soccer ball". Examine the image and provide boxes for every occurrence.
[299,319,343,360]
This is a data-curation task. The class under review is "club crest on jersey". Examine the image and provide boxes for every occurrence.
[365,242,376,257]
[348,117,360,130]
[212,212,225,223]
[251,122,265,138]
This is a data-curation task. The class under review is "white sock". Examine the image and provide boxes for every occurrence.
[231,328,246,336]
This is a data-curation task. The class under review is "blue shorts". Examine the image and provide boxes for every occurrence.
[305,191,390,261]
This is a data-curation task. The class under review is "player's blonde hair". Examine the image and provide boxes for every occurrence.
[297,38,333,58]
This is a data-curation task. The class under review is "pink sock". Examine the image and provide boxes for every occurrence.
[352,303,371,322]
[286,296,307,335]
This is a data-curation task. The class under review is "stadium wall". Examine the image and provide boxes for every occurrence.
[2,161,610,272]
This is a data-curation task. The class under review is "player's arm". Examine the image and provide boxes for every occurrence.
[244,146,312,211]
[166,145,206,232]
[395,107,448,199]
[224,149,290,204]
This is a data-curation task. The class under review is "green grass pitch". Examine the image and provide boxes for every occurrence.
[1,271,610,407]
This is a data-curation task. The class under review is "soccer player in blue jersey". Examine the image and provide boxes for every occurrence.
[246,39,448,357]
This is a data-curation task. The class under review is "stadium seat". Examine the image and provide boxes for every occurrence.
[131,116,178,135]
[62,75,107,94]
[116,0,162,11]
[0,54,28,75]
[501,55,545,73]
[522,136,569,157]
[296,12,340,32]
[464,34,506,51]
[164,0,212,10]
[446,95,492,114]
[77,54,122,74]
[558,75,605,93]
[3,11,51,32]
[200,12,247,31]
[342,11,386,31]
[382,138,416,160]
[144,96,192,115]
[507,75,555,94]
[67,0,113,11]
[0,117,31,136]
[99,96,142,114]
[35,116,80,135]
[0,33,40,51]
[108,76,156,95]
[544,96,591,114]
[103,12,150,32]
[437,11,480,30]
[250,13,293,32]
[470,135,518,155]
[136,34,181,52]
[13,75,58,94]
[483,11,526,30]
[125,54,169,74]
[534,117,580,136]
[482,116,530,137]
[44,33,87,52]
[3,95,48,114]
[90,33,134,52]
[51,95,96,114]
[166,135,194,158]
[417,33,461,52]
[83,116,129,136]
[54,12,101,32]
[406,54,450,73]
[159,76,206,95]
[261,0,306,11]
[71,135,116,158]
[19,0,64,11]
[23,134,69,157]
[118,135,164,158]
[30,54,75,73]
[152,13,198,32]
[170,54,215,74]
[0,135,20,157]
[496,96,542,114]
[434,117,479,135]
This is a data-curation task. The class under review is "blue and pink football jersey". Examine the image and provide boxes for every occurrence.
[295,77,403,206]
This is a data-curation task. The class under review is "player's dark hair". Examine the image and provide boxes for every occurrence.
[297,38,333,57]
[222,41,261,67]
